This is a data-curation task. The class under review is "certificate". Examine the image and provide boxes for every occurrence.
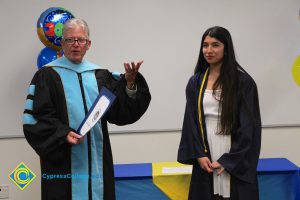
[77,87,116,136]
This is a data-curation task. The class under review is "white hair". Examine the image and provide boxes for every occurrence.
[62,18,90,39]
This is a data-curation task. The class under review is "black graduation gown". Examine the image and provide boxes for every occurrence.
[23,67,151,200]
[177,69,261,200]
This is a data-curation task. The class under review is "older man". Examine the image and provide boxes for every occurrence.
[23,18,151,200]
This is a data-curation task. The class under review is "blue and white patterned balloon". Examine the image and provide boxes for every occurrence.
[37,7,74,51]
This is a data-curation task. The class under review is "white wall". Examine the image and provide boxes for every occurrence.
[1,0,300,138]
[0,127,299,200]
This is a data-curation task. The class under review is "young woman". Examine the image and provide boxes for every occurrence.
[178,26,261,200]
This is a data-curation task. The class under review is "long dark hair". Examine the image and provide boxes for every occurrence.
[195,26,241,135]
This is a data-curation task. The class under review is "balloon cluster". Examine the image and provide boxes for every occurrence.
[37,7,74,69]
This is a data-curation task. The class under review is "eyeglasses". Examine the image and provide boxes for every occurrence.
[62,38,89,45]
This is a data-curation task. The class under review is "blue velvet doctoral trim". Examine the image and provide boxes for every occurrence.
[81,71,103,200]
[112,71,121,80]
[27,85,35,96]
[23,84,37,125]
[22,113,37,125]
[45,56,100,73]
[52,67,89,200]
[25,99,34,111]
[52,64,104,200]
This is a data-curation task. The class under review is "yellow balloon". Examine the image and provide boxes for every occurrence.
[292,55,300,86]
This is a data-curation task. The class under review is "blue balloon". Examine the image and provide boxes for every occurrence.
[37,47,63,69]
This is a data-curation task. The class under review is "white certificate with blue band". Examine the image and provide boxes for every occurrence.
[77,87,116,136]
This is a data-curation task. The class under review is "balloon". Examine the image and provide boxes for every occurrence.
[37,47,63,69]
[37,7,74,51]
[291,55,300,86]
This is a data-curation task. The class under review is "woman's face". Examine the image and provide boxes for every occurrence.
[202,35,225,67]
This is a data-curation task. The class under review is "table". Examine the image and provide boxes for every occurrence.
[257,158,300,200]
[114,158,300,200]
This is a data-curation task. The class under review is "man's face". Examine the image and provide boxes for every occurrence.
[61,26,91,64]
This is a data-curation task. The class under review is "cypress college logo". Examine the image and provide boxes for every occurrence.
[8,162,36,190]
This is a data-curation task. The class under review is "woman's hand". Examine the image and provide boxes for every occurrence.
[211,161,225,175]
[197,157,213,173]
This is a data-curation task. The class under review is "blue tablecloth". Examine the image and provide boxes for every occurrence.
[257,158,300,200]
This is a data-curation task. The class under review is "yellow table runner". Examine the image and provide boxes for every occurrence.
[152,162,192,200]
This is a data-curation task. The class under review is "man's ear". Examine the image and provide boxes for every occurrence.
[87,40,91,50]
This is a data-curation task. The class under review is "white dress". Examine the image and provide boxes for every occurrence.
[203,89,231,198]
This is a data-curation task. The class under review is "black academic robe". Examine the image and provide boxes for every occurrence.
[23,67,151,200]
[177,69,261,200]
